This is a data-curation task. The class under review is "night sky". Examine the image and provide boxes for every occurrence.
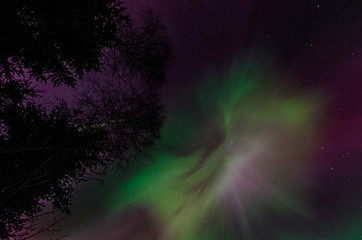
[35,1,362,239]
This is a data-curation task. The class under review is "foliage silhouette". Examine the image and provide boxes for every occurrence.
[0,0,128,86]
[0,2,172,239]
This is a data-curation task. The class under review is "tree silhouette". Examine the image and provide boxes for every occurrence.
[0,0,128,86]
[79,11,172,163]
[0,89,109,239]
[0,2,172,239]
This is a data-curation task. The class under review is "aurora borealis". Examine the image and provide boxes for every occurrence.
[34,0,362,239]
[106,60,322,239]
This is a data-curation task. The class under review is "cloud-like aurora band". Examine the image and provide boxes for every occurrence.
[107,60,324,240]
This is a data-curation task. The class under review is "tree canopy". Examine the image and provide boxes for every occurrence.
[0,0,128,86]
[0,1,172,239]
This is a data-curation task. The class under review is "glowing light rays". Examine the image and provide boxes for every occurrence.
[109,60,321,239]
